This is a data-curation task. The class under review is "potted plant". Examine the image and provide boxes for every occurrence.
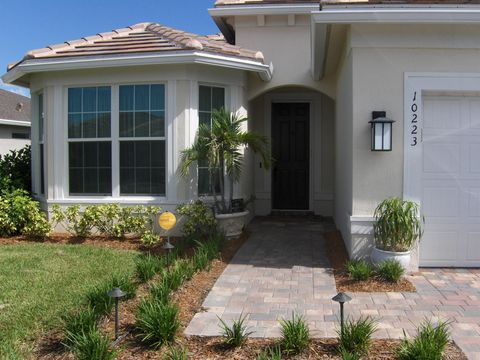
[371,197,423,270]
[180,108,270,238]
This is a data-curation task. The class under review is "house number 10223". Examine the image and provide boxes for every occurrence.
[410,91,418,147]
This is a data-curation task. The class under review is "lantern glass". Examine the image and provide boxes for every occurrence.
[383,123,391,150]
[374,123,383,150]
[370,112,394,151]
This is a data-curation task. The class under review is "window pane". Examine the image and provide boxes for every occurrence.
[198,168,211,195]
[97,87,111,112]
[150,85,165,110]
[69,142,83,167]
[212,87,225,111]
[98,142,111,167]
[69,169,83,194]
[120,112,134,137]
[120,86,134,111]
[135,141,150,167]
[151,140,165,167]
[84,142,98,167]
[135,168,150,194]
[134,111,149,137]
[151,168,165,195]
[199,86,211,112]
[135,85,149,111]
[68,88,82,113]
[98,169,112,194]
[199,112,211,128]
[120,169,135,194]
[150,111,165,137]
[120,141,134,167]
[82,113,97,138]
[97,113,111,138]
[83,87,97,112]
[68,114,82,138]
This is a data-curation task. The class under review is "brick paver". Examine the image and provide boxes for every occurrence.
[185,218,480,360]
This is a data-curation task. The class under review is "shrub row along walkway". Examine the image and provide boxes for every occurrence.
[185,218,480,360]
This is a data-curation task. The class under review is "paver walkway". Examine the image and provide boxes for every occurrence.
[185,218,480,360]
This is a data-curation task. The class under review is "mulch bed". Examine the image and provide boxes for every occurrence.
[325,231,416,293]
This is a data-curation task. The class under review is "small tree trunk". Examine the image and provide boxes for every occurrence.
[209,170,219,213]
[228,176,234,213]
[218,154,226,213]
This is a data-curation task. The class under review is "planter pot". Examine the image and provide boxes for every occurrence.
[371,247,411,270]
[215,210,249,239]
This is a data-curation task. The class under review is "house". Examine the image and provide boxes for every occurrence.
[0,89,30,155]
[3,0,480,270]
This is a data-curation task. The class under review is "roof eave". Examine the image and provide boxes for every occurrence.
[312,8,480,24]
[1,51,273,85]
[210,4,320,17]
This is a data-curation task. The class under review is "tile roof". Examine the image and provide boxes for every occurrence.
[215,0,480,5]
[8,22,265,71]
[0,89,30,122]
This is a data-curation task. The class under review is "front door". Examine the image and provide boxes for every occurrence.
[272,103,310,210]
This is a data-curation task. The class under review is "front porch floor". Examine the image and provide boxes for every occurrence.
[185,218,480,360]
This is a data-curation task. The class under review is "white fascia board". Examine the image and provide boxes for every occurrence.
[312,8,480,24]
[0,118,31,127]
[209,4,320,17]
[2,51,273,84]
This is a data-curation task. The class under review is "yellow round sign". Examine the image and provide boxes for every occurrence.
[159,211,177,231]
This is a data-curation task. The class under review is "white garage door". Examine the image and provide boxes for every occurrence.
[420,96,480,267]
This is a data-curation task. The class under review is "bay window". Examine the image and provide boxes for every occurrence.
[198,85,225,195]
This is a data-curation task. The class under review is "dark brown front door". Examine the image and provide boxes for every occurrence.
[272,103,310,210]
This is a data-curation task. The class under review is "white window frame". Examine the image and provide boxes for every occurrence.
[66,86,113,197]
[118,83,167,197]
[197,83,227,197]
[37,91,46,197]
[61,82,169,203]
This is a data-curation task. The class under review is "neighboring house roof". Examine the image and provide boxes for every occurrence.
[7,22,265,72]
[0,89,30,127]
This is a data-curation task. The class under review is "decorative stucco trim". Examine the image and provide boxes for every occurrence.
[0,118,31,127]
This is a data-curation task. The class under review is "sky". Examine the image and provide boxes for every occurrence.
[0,0,219,97]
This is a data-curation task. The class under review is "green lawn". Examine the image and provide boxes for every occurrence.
[0,243,138,359]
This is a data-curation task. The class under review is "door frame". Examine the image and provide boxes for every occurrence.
[263,92,317,212]
[404,72,480,266]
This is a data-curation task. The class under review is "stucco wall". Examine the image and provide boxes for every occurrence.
[334,48,353,253]
[347,23,480,269]
[0,125,30,156]
[233,15,336,100]
[28,64,252,217]
[249,87,335,216]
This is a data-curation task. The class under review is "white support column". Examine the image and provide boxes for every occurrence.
[45,86,56,200]
[111,85,120,198]
[166,80,177,201]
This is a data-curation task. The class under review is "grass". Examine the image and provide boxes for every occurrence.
[0,243,137,359]
[345,260,375,281]
[338,316,378,356]
[376,259,405,283]
[218,313,253,347]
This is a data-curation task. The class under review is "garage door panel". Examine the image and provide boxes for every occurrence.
[466,232,480,261]
[420,96,480,267]
[420,231,459,262]
[423,143,461,175]
[423,186,460,218]
[423,98,462,130]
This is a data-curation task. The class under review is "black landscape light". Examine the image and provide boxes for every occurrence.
[332,292,352,337]
[107,287,126,340]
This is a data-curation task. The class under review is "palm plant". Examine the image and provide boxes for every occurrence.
[180,108,271,214]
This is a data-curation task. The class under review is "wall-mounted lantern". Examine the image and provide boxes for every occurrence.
[369,111,395,151]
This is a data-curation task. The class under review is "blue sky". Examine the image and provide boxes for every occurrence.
[0,0,219,97]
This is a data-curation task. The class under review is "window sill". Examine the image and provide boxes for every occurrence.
[46,197,181,206]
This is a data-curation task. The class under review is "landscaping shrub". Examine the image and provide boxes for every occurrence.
[174,258,196,281]
[0,145,31,192]
[150,281,171,304]
[279,313,310,355]
[62,309,98,347]
[396,320,451,360]
[339,347,360,360]
[376,259,405,283]
[338,316,377,356]
[177,201,216,241]
[218,313,252,347]
[87,275,136,317]
[141,230,162,246]
[163,346,188,360]
[135,253,165,283]
[51,204,161,239]
[66,329,117,360]
[192,246,210,272]
[0,188,51,237]
[257,346,282,360]
[345,260,374,281]
[136,298,180,348]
